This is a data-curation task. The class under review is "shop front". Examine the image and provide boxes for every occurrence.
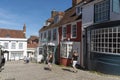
[42,42,57,64]
[85,20,120,75]
[60,41,80,66]
[10,51,23,60]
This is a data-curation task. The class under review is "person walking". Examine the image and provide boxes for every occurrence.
[47,53,53,71]
[72,50,78,73]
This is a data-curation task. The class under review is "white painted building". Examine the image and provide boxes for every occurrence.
[0,24,27,61]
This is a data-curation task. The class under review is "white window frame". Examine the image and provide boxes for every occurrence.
[4,42,9,49]
[60,42,73,58]
[19,43,23,49]
[91,26,120,54]
[71,24,77,38]
[11,42,16,49]
[62,26,67,39]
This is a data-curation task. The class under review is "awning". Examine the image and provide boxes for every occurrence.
[48,42,55,46]
[42,42,55,46]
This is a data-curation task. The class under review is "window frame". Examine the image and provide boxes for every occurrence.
[11,42,16,49]
[41,33,43,41]
[91,26,120,54]
[76,6,82,15]
[19,43,23,49]
[94,0,110,23]
[53,28,57,41]
[71,24,77,38]
[60,43,73,58]
[44,32,46,39]
[48,30,51,41]
[62,26,67,39]
[4,42,9,49]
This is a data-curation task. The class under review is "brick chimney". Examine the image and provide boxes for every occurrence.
[72,0,83,7]
[23,24,26,37]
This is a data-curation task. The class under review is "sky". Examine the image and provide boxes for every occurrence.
[0,0,72,38]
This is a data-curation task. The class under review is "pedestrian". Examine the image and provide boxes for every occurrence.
[71,50,78,73]
[47,53,53,71]
[1,55,5,67]
[24,56,27,63]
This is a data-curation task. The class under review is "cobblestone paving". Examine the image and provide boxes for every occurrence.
[0,61,120,80]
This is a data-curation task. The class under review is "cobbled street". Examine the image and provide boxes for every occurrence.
[0,61,120,80]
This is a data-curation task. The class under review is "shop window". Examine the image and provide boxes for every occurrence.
[61,44,67,57]
[91,26,120,54]
[60,43,73,58]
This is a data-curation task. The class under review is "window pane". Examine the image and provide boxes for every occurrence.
[53,29,57,40]
[90,26,120,54]
[11,43,16,49]
[63,27,67,38]
[4,43,8,49]
[94,0,110,23]
[72,25,77,38]
[48,30,51,41]
[112,0,120,13]
[19,43,23,49]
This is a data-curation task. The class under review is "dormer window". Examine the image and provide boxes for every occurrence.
[54,16,59,23]
[76,6,82,15]
[46,22,51,26]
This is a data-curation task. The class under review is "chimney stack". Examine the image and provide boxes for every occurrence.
[23,24,26,38]
[72,0,83,7]
[51,9,58,18]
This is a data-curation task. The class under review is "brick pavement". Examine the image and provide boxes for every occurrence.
[0,61,120,80]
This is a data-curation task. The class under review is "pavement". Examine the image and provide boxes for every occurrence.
[0,61,120,80]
